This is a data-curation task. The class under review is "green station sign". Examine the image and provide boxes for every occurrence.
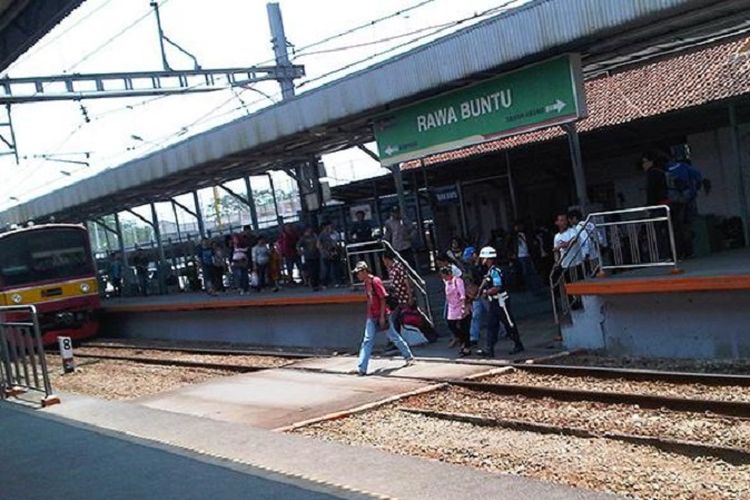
[374,54,587,166]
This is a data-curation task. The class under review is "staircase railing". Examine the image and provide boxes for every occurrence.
[549,205,678,324]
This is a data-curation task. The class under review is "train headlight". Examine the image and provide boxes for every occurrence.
[11,293,22,304]
[80,283,91,293]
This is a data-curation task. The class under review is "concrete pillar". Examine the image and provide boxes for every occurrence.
[412,171,425,247]
[244,176,260,230]
[192,191,206,238]
[729,103,750,246]
[505,151,518,220]
[372,180,383,234]
[563,123,589,211]
[456,180,468,238]
[150,202,167,295]
[267,173,282,226]
[114,213,130,292]
[389,165,407,218]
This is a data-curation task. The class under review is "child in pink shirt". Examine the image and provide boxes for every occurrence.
[440,265,471,356]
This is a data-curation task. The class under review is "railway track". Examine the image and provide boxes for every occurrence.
[398,407,750,465]
[65,344,750,419]
[451,379,750,418]
[80,340,319,359]
[71,352,259,373]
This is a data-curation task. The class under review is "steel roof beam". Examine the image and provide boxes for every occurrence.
[0,65,305,104]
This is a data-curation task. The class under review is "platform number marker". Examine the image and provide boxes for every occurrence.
[58,336,75,374]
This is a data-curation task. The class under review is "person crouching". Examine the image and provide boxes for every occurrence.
[440,266,471,357]
[352,261,414,376]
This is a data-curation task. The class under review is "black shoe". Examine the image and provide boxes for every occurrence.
[509,344,525,355]
[476,349,494,358]
[469,340,478,347]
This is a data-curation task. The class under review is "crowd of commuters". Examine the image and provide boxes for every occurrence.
[187,222,354,296]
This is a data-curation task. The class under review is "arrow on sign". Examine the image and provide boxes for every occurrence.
[545,99,566,113]
[384,145,400,156]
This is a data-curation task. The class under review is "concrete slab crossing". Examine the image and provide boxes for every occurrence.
[135,367,428,429]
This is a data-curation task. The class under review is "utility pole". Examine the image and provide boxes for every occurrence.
[267,2,319,226]
[267,2,295,100]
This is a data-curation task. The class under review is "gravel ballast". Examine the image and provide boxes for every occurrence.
[47,355,234,400]
[294,405,750,499]
[481,368,750,402]
[404,386,750,450]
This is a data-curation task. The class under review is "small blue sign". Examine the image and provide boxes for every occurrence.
[432,186,460,205]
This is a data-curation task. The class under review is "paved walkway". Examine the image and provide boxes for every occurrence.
[29,395,615,499]
[0,402,367,500]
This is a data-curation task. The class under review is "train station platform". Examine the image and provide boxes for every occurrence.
[562,248,750,359]
[2,396,610,499]
[100,288,368,351]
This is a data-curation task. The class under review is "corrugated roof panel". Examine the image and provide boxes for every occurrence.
[0,0,732,224]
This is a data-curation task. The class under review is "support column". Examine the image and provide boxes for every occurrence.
[266,2,295,100]
[729,103,750,246]
[244,176,260,230]
[563,123,589,211]
[389,165,407,218]
[412,171,425,247]
[150,203,167,295]
[456,180,468,238]
[171,201,183,243]
[192,191,206,238]
[267,172,282,226]
[114,213,129,292]
[372,180,383,233]
[505,151,518,220]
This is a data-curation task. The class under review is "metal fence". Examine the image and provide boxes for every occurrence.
[345,240,434,326]
[0,305,57,406]
[549,205,679,324]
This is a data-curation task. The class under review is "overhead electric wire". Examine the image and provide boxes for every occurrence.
[66,0,173,72]
[292,20,459,58]
[291,0,440,54]
[7,0,117,71]
[297,1,521,89]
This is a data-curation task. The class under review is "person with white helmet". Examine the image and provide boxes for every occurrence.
[477,246,524,357]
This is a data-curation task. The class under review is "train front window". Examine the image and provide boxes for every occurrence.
[0,229,92,287]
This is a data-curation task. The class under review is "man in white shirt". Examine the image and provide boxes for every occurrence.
[568,209,600,262]
[384,207,415,267]
[553,213,583,270]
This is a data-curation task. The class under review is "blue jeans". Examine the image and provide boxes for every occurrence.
[470,298,486,342]
[232,266,248,292]
[357,316,413,374]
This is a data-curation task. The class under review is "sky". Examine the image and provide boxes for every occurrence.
[0,0,526,215]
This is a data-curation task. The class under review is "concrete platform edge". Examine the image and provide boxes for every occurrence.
[41,394,615,500]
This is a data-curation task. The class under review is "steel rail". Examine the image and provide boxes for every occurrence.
[512,363,750,386]
[71,352,272,372]
[454,381,750,418]
[399,408,750,465]
[77,341,318,359]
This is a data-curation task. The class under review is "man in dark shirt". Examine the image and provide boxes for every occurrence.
[350,210,373,243]
[641,150,672,260]
[641,151,668,206]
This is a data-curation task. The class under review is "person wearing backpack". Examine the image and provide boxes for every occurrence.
[641,150,704,259]
[665,159,703,259]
